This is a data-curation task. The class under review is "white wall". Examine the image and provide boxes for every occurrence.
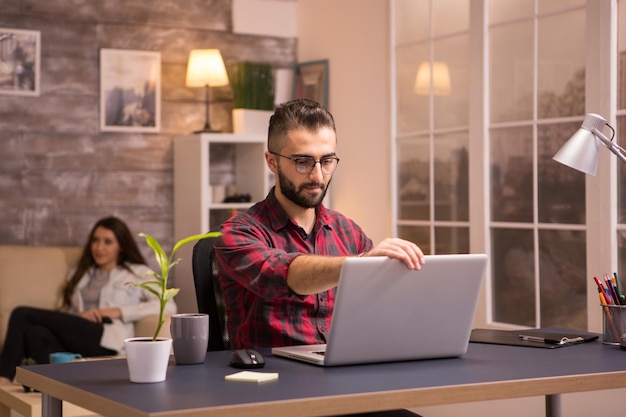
[297,0,392,244]
[233,0,297,37]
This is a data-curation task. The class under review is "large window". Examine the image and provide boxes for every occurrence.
[392,0,610,330]
[393,0,471,255]
[489,2,587,328]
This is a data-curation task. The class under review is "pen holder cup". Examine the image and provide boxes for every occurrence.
[601,304,626,345]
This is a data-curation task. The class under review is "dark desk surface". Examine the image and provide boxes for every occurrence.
[16,340,626,417]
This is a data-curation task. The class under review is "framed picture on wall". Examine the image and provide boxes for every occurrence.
[293,59,329,108]
[0,28,41,96]
[100,49,161,133]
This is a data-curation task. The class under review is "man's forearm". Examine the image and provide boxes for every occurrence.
[286,254,346,295]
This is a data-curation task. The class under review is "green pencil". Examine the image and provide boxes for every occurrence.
[614,272,624,305]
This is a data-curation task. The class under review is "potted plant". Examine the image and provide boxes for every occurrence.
[227,61,275,134]
[124,231,221,383]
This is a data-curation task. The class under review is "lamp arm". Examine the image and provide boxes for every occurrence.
[591,127,626,165]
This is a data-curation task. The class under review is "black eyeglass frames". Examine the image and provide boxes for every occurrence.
[269,151,340,175]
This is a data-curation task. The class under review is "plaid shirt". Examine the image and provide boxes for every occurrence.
[214,188,372,349]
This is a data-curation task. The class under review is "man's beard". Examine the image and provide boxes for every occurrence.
[277,166,330,209]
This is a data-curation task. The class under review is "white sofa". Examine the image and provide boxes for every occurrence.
[0,245,170,353]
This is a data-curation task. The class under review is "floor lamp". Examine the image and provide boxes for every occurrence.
[553,113,626,175]
[186,49,229,133]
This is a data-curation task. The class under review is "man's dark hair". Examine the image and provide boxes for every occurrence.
[268,99,336,152]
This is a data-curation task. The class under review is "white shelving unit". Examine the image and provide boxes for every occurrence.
[173,133,271,313]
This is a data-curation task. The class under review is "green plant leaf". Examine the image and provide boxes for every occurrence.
[171,232,222,257]
[139,233,167,269]
[163,288,180,302]
[135,230,222,340]
[128,281,163,299]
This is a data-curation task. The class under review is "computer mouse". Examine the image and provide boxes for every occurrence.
[229,349,265,369]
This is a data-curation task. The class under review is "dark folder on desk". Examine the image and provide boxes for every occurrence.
[470,328,598,349]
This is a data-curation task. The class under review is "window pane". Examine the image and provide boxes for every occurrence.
[618,231,626,283]
[490,0,533,24]
[398,136,430,220]
[492,228,535,326]
[395,0,429,44]
[491,126,533,222]
[433,0,469,36]
[539,229,586,329]
[620,53,626,110]
[538,122,586,224]
[435,226,469,254]
[490,21,534,123]
[619,0,626,109]
[434,34,469,129]
[435,132,469,221]
[618,117,626,222]
[537,10,585,119]
[398,225,431,254]
[396,44,429,133]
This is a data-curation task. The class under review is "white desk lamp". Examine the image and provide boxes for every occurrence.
[553,113,626,175]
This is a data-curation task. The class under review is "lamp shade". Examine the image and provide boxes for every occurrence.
[552,113,607,176]
[414,61,451,96]
[185,49,229,88]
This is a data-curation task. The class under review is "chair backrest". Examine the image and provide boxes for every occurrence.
[192,234,228,351]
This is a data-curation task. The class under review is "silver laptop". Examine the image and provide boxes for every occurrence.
[272,254,488,366]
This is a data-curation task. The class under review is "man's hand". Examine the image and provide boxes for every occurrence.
[363,237,425,270]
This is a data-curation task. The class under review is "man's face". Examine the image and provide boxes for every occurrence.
[271,127,337,209]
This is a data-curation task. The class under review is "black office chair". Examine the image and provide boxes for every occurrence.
[192,233,229,351]
[191,235,421,417]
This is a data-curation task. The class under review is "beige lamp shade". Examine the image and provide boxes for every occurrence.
[185,49,229,87]
[414,61,451,96]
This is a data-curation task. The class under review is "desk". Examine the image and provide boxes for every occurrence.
[0,383,98,417]
[15,341,626,417]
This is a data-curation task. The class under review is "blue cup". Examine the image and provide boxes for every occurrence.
[49,352,82,364]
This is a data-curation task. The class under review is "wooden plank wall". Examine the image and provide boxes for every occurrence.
[0,0,296,267]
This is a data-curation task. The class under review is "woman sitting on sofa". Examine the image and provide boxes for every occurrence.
[0,216,177,384]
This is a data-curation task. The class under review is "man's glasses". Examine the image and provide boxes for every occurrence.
[269,151,340,175]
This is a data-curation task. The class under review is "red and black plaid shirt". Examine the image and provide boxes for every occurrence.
[214,188,372,349]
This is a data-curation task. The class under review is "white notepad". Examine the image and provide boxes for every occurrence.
[225,371,279,382]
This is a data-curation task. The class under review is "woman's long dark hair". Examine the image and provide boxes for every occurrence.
[60,216,147,310]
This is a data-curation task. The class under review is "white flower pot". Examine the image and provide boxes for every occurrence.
[232,109,273,134]
[124,337,172,383]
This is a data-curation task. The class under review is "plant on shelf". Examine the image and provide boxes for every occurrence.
[227,61,275,134]
[132,231,222,340]
[228,61,275,110]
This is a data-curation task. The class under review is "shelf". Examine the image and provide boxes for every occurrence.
[173,133,271,314]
